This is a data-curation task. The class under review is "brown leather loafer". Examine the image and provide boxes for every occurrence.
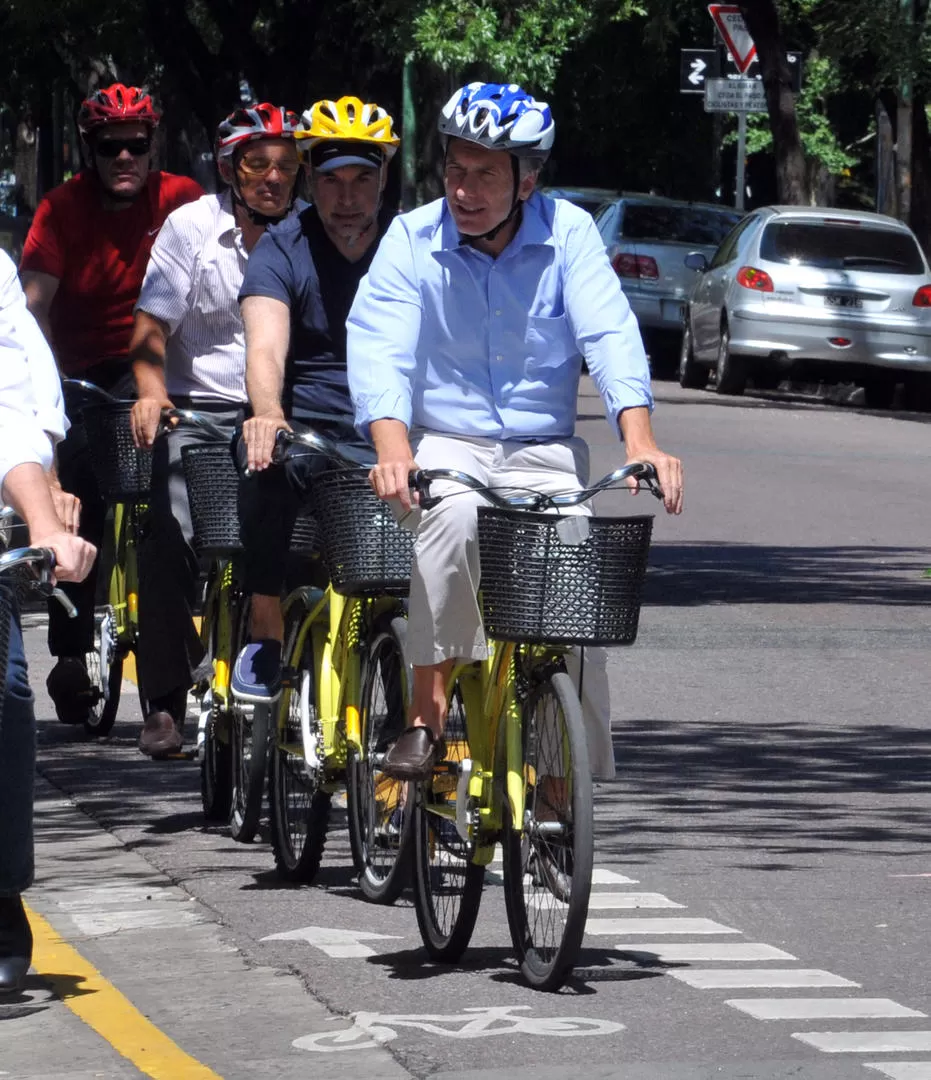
[382,726,446,782]
[138,711,183,759]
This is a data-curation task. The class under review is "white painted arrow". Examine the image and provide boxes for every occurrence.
[261,925,401,958]
[689,58,707,86]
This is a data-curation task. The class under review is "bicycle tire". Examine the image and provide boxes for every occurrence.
[83,608,122,736]
[502,668,593,992]
[269,639,331,883]
[347,614,413,903]
[411,680,484,961]
[229,598,268,843]
[200,705,232,822]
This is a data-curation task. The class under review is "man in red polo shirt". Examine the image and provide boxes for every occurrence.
[20,82,202,725]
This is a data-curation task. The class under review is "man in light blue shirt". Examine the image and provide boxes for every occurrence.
[347,82,683,782]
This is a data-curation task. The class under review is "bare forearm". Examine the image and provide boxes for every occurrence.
[130,313,170,401]
[246,350,286,418]
[3,462,62,540]
[618,406,658,455]
[370,418,412,460]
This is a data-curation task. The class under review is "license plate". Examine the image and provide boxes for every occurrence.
[824,293,863,309]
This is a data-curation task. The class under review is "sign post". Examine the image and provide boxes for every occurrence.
[707,5,758,210]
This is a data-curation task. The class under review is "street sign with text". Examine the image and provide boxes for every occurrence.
[704,77,767,113]
[708,5,757,74]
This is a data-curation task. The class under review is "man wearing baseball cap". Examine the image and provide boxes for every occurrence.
[232,96,399,700]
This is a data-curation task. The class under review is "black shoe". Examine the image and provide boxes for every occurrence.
[382,726,446,782]
[46,656,92,725]
[0,895,33,993]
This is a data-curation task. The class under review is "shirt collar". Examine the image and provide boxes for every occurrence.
[434,191,554,258]
[217,189,239,241]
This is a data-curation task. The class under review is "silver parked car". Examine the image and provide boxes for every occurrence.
[679,205,931,407]
[595,195,743,371]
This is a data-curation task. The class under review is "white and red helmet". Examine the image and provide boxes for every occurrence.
[215,103,300,161]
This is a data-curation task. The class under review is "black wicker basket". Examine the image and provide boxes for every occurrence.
[290,502,320,558]
[309,468,413,597]
[182,443,320,558]
[182,444,242,556]
[81,402,152,501]
[477,508,654,645]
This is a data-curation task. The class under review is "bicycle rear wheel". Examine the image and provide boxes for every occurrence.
[347,614,412,903]
[229,598,268,843]
[502,668,593,992]
[200,693,232,822]
[83,607,122,737]
[268,637,331,883]
[411,683,484,961]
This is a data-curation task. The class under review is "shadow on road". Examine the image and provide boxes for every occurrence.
[645,542,931,606]
[602,719,931,864]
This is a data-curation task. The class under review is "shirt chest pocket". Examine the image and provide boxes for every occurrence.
[195,246,240,318]
[524,313,576,371]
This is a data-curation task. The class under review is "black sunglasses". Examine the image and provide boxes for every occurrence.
[94,138,151,158]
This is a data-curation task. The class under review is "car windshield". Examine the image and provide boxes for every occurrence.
[621,204,742,245]
[760,221,925,274]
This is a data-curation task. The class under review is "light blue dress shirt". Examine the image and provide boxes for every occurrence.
[347,192,653,442]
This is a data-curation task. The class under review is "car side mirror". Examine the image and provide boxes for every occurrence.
[684,252,709,272]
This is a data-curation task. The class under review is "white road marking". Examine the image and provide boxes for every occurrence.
[592,869,639,885]
[588,917,739,936]
[69,909,203,936]
[261,925,401,958]
[587,893,684,910]
[669,968,859,989]
[729,999,925,1021]
[865,1065,931,1079]
[795,1032,931,1053]
[614,942,796,962]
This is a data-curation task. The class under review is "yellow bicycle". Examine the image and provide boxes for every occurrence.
[403,461,660,990]
[256,429,414,896]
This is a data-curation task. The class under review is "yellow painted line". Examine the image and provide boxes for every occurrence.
[26,902,224,1079]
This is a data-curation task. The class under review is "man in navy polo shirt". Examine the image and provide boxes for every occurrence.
[232,96,400,697]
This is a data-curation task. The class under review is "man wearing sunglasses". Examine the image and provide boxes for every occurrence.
[127,104,302,757]
[19,83,202,728]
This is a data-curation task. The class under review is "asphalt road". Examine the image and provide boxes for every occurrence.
[5,378,931,1080]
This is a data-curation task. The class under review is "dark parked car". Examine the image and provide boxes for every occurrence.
[541,186,620,216]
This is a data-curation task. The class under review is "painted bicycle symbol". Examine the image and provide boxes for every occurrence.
[294,1004,625,1052]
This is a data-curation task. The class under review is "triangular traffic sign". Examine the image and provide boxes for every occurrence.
[708,4,757,74]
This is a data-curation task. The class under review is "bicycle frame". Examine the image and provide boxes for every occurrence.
[280,586,398,784]
[107,500,142,646]
[200,559,238,710]
[434,637,571,864]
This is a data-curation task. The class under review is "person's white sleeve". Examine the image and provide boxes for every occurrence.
[561,210,653,435]
[0,250,62,496]
[135,211,196,334]
[346,218,423,441]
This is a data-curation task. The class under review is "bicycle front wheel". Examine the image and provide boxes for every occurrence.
[347,615,413,903]
[268,642,331,883]
[83,607,122,737]
[411,682,484,961]
[229,598,268,843]
[502,668,593,992]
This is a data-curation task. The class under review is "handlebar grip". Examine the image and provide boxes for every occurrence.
[409,469,440,510]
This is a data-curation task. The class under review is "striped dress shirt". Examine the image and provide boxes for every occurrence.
[136,191,250,403]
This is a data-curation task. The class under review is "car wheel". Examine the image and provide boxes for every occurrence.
[678,321,707,389]
[714,323,747,396]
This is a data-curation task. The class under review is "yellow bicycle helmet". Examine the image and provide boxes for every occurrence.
[296,96,400,168]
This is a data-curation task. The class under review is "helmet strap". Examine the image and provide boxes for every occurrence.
[457,152,523,245]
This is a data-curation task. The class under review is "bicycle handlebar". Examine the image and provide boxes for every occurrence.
[0,546,77,617]
[160,408,230,442]
[61,378,123,404]
[242,426,375,478]
[408,462,663,512]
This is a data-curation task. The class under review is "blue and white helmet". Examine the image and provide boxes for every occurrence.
[438,82,554,159]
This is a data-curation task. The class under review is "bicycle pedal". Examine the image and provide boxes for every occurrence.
[163,749,197,761]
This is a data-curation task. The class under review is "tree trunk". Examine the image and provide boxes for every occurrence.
[737,0,809,203]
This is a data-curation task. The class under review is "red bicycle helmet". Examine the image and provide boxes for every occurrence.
[78,83,160,134]
[215,103,300,161]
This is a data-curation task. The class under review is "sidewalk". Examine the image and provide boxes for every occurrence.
[0,775,412,1080]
